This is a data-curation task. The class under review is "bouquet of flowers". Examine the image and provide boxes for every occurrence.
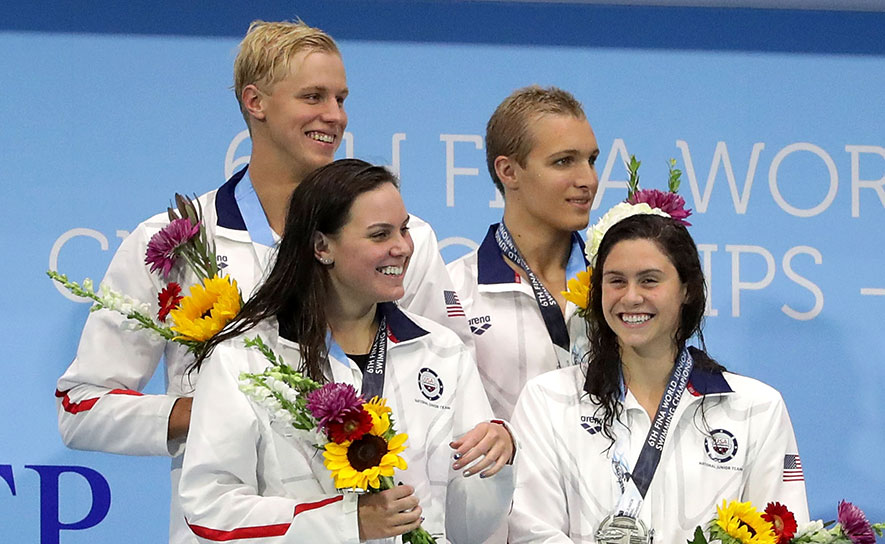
[562,155,692,314]
[688,499,884,544]
[238,337,436,544]
[48,194,242,350]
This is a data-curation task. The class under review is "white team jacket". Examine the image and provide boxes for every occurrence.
[55,166,470,544]
[446,224,589,419]
[508,363,810,544]
[179,303,514,544]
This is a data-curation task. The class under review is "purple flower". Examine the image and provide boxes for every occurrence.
[145,218,201,279]
[627,189,692,226]
[838,501,876,544]
[306,383,365,430]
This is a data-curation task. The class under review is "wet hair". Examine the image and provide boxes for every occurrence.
[233,19,340,126]
[191,159,399,381]
[581,214,725,442]
[485,85,586,195]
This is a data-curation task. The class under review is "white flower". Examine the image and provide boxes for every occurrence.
[82,278,94,292]
[794,520,825,538]
[585,202,670,266]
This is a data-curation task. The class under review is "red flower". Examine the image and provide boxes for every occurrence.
[157,282,183,322]
[326,408,374,444]
[763,502,798,544]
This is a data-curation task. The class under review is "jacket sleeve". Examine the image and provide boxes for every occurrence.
[444,345,514,544]
[507,379,574,544]
[55,220,182,457]
[399,216,474,350]
[742,390,810,524]
[179,346,361,543]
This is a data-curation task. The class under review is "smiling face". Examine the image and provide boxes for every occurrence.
[503,113,599,234]
[601,238,688,360]
[319,183,414,314]
[249,50,349,181]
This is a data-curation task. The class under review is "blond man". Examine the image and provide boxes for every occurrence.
[57,20,465,543]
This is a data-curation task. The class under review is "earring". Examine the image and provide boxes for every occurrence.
[319,257,334,265]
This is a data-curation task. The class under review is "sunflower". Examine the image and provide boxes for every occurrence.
[322,429,408,490]
[363,396,393,436]
[169,276,241,342]
[562,268,592,311]
[712,500,777,544]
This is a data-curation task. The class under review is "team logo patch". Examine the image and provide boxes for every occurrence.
[468,315,492,335]
[704,429,738,463]
[580,416,602,435]
[418,367,443,401]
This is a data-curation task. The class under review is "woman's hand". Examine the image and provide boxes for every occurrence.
[357,484,423,540]
[450,421,514,478]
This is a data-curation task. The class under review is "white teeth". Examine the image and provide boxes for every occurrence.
[621,314,651,324]
[308,132,334,143]
[378,266,403,276]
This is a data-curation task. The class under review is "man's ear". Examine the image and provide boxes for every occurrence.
[495,155,520,193]
[241,84,267,122]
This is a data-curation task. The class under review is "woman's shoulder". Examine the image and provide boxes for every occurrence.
[720,371,785,405]
[524,363,587,398]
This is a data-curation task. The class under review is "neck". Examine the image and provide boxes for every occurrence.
[502,207,573,278]
[246,144,306,236]
[326,296,379,355]
[620,344,679,416]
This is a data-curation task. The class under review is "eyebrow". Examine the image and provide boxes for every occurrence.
[603,268,663,276]
[299,85,349,96]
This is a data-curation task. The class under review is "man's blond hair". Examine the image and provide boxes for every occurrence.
[234,20,340,125]
[485,86,586,195]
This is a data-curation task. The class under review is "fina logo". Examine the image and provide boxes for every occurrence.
[417,367,443,401]
[704,428,738,463]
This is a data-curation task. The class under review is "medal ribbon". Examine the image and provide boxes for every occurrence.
[326,315,389,401]
[612,348,694,517]
[234,169,278,248]
[494,222,569,352]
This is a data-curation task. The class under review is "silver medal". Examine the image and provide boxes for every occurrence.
[595,515,653,544]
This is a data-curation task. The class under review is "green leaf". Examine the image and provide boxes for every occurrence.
[687,526,709,544]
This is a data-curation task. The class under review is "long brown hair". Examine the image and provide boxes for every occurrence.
[190,159,399,381]
[582,214,725,442]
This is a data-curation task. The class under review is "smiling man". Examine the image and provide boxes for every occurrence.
[448,86,600,420]
[55,20,467,544]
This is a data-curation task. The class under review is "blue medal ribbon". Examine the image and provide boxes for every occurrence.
[326,315,389,401]
[612,348,695,517]
[234,169,278,248]
[494,222,569,352]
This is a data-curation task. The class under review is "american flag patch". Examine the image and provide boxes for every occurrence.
[444,290,465,318]
[783,454,804,482]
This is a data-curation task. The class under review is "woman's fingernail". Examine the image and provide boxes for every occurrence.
[463,470,471,477]
[453,453,461,460]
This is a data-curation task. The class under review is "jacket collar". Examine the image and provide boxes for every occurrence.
[380,302,429,344]
[215,166,249,231]
[686,366,733,396]
[476,222,588,285]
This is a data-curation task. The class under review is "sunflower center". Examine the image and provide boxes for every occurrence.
[347,434,388,471]
[738,520,757,537]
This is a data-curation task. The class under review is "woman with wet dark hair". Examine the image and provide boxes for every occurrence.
[509,207,808,543]
[180,159,514,543]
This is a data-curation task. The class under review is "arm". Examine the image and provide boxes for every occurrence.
[400,216,474,349]
[741,390,810,524]
[444,346,515,544]
[507,380,573,544]
[56,220,183,456]
[179,345,363,543]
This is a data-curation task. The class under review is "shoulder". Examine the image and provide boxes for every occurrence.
[395,307,465,349]
[721,371,786,406]
[523,364,586,400]
[446,248,479,285]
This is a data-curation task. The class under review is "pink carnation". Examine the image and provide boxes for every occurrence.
[144,218,201,279]
[837,500,876,544]
[627,189,692,226]
[306,383,366,430]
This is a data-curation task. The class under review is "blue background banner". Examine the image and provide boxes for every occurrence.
[3,1,883,541]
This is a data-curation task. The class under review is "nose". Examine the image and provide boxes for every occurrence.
[623,282,643,306]
[320,97,346,127]
[390,229,414,259]
[576,161,599,193]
